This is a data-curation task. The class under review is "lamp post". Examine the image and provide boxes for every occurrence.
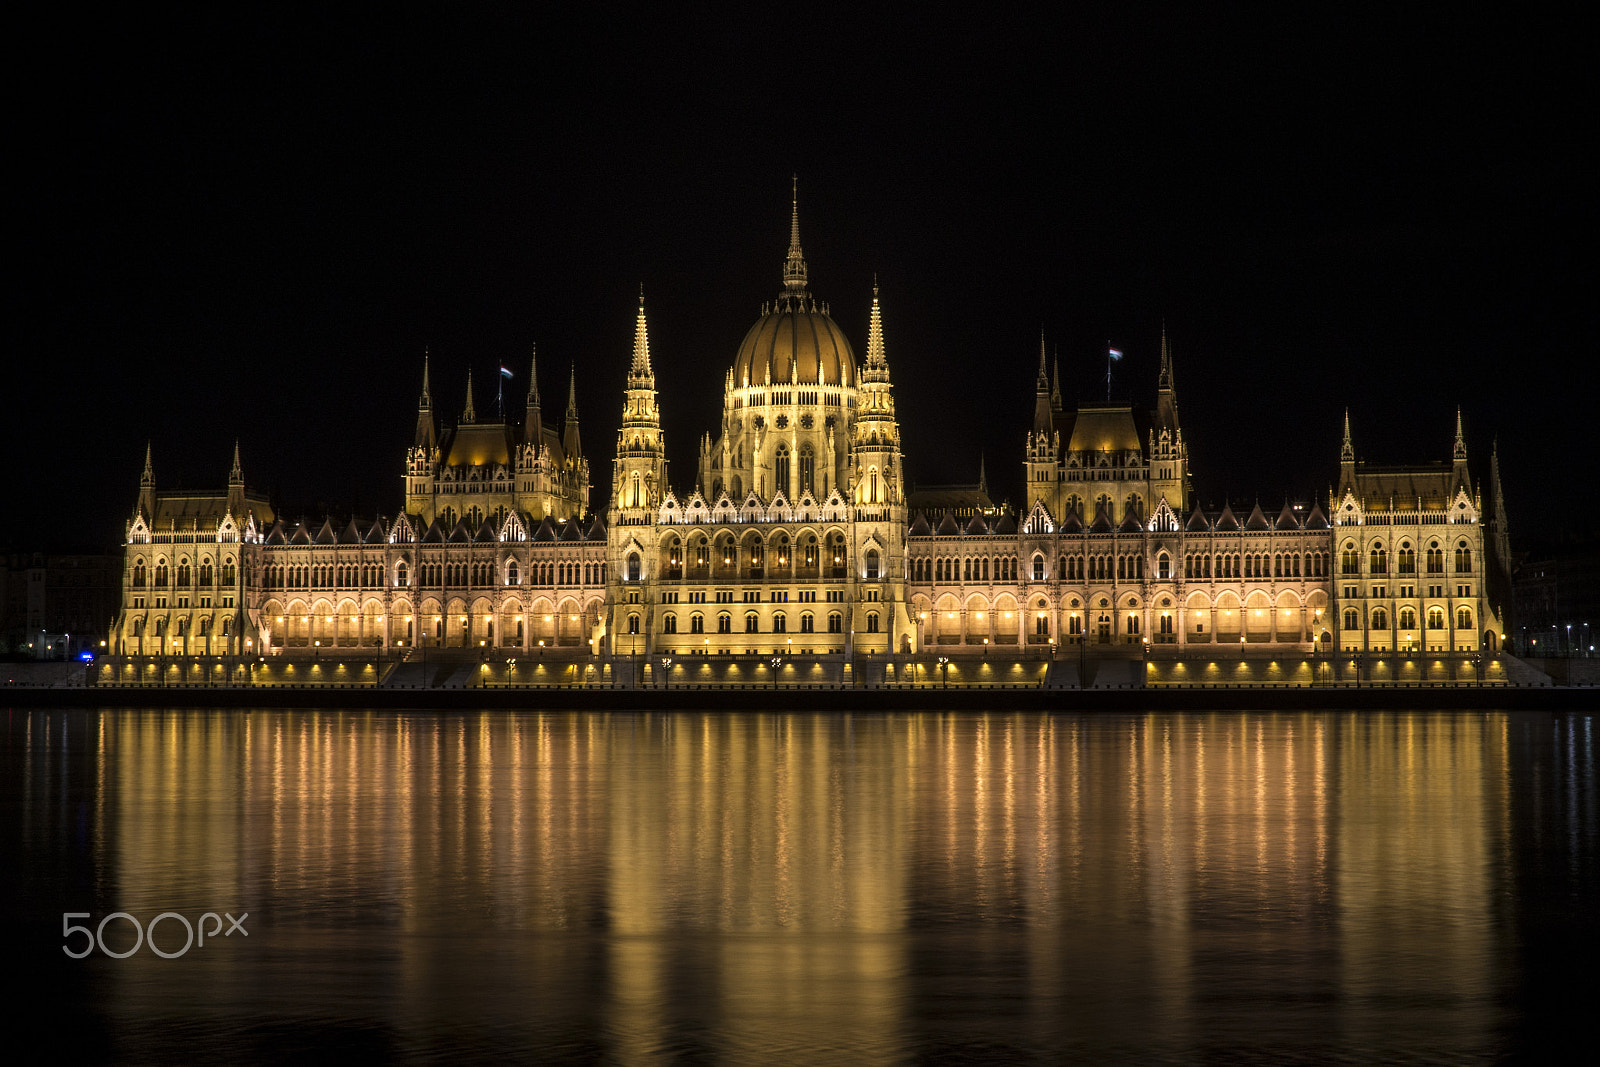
[771,654,782,690]
[661,656,672,690]
[938,655,949,688]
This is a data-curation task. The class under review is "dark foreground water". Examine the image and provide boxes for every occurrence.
[2,709,1595,1064]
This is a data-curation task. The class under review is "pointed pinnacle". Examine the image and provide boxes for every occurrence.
[866,284,886,368]
[566,363,579,417]
[632,289,652,376]
[463,369,476,421]
[527,343,540,406]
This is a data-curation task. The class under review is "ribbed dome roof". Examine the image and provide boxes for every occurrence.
[733,305,855,388]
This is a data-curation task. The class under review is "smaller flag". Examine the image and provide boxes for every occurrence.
[499,366,514,379]
[1107,348,1123,360]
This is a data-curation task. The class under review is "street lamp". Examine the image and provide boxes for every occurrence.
[937,655,949,688]
[661,656,672,690]
[770,654,782,690]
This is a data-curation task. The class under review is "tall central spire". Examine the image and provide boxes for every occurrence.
[782,174,808,295]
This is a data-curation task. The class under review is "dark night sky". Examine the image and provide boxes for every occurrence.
[10,6,1590,553]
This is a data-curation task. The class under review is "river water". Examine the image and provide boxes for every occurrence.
[3,709,1595,1064]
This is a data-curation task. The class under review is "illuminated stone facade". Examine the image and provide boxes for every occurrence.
[109,196,1512,669]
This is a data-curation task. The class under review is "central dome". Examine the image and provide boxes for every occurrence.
[733,305,856,388]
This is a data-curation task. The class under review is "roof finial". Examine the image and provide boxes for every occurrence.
[527,343,540,407]
[420,347,432,408]
[1341,408,1354,461]
[1454,406,1467,459]
[229,439,242,482]
[463,369,476,423]
[141,440,154,486]
[782,175,808,295]
[1037,329,1049,390]
[566,362,579,419]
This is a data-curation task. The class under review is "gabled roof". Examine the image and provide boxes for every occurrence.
[908,513,932,536]
[586,515,607,540]
[533,516,558,542]
[1275,503,1301,530]
[936,512,960,536]
[1058,509,1083,534]
[1088,507,1114,534]
[364,518,387,544]
[421,519,445,543]
[475,518,498,542]
[446,520,473,543]
[313,518,338,545]
[1302,504,1329,530]
[1245,503,1271,531]
[993,512,1017,535]
[338,518,363,545]
[265,520,288,546]
[1214,504,1240,531]
[290,522,313,546]
[1185,504,1210,532]
[1117,510,1143,534]
[964,513,989,536]
[559,518,583,541]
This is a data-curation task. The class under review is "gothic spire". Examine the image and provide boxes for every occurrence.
[462,369,476,423]
[1341,409,1354,462]
[566,363,579,419]
[631,287,653,381]
[782,175,808,295]
[1454,407,1468,460]
[526,344,540,407]
[141,441,154,486]
[1158,322,1174,391]
[229,440,242,483]
[419,347,432,409]
[1050,349,1063,411]
[865,281,887,368]
[562,362,583,461]
[1036,329,1049,391]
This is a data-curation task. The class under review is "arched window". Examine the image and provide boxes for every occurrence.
[866,612,880,633]
[690,614,704,634]
[1157,553,1169,579]
[155,560,169,586]
[221,618,231,637]
[177,559,191,586]
[663,614,677,634]
[717,613,732,634]
[1428,607,1445,630]
[1457,607,1473,630]
[1032,554,1045,581]
[133,619,144,637]
[1341,545,1359,575]
[1399,607,1416,629]
[828,612,843,633]
[200,560,213,585]
[800,613,814,633]
[1371,608,1388,629]
[799,446,815,494]
[627,552,641,581]
[1343,608,1359,630]
[628,614,640,634]
[1427,542,1444,573]
[506,560,519,586]
[199,617,211,635]
[133,560,147,587]
[1455,541,1473,572]
[745,613,760,634]
[775,445,790,496]
[773,613,787,633]
[1370,545,1387,574]
[396,561,408,586]
[868,467,879,502]
[865,549,880,580]
[1397,542,1415,574]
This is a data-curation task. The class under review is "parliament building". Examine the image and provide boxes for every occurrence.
[109,195,1514,682]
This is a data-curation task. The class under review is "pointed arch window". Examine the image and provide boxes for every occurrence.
[133,560,147,587]
[865,549,880,581]
[775,445,790,496]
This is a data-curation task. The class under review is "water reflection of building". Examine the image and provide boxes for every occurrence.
[65,710,1515,1060]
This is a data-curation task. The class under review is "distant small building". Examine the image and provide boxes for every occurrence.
[1513,547,1600,656]
[0,552,122,658]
